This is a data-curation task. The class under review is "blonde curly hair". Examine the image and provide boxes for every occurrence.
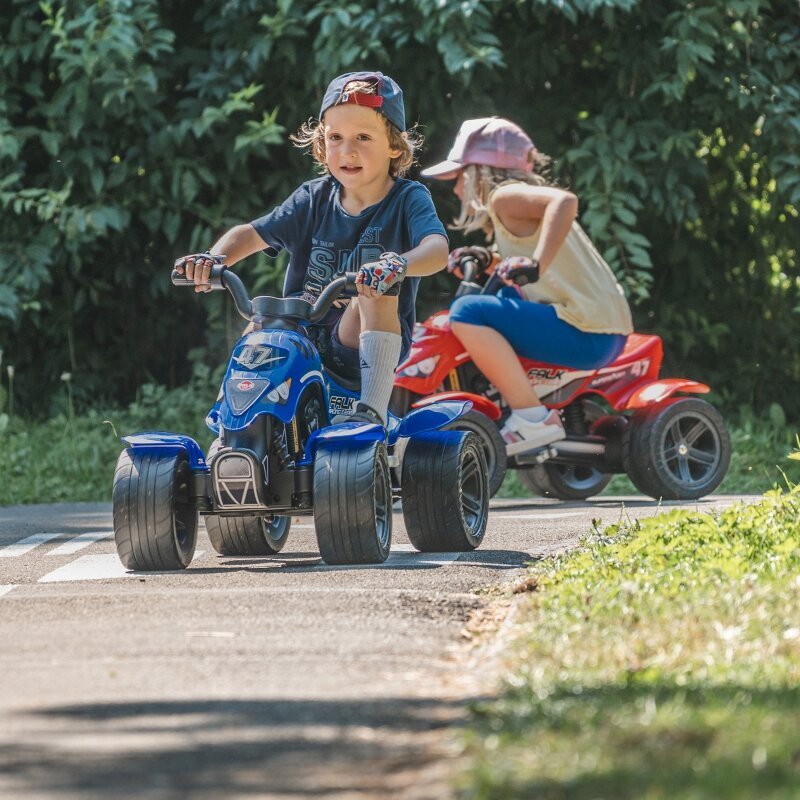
[291,79,421,178]
[451,153,554,236]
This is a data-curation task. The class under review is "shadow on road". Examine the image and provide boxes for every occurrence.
[2,695,485,798]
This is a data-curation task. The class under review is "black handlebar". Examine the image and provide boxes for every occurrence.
[171,265,360,325]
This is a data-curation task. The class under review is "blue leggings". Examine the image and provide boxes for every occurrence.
[449,288,626,369]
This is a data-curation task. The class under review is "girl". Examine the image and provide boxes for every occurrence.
[421,117,632,454]
[176,71,449,425]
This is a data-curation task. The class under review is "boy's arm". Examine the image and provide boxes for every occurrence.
[402,234,449,277]
[208,224,268,266]
[178,224,268,291]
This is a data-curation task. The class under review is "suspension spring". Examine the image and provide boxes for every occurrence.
[273,424,295,470]
[563,401,587,435]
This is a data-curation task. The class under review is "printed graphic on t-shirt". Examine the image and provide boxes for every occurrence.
[306,227,384,297]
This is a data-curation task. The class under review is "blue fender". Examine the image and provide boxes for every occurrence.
[397,400,473,439]
[298,421,385,466]
[121,432,208,472]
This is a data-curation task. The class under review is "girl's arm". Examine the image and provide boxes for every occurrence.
[402,233,449,277]
[490,185,578,272]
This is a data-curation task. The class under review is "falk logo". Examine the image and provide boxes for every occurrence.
[237,380,256,391]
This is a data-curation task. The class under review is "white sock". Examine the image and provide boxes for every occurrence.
[514,405,549,423]
[358,331,402,425]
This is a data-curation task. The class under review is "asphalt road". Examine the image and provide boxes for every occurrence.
[0,494,753,799]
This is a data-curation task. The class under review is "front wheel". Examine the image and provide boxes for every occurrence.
[205,437,290,555]
[313,440,392,565]
[402,431,489,552]
[113,450,198,571]
[205,514,291,556]
[443,410,506,497]
[517,463,613,501]
[623,398,731,500]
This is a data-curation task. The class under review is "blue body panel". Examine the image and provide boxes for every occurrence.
[122,432,208,472]
[197,329,473,466]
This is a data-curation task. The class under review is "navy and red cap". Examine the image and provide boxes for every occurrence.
[319,71,405,132]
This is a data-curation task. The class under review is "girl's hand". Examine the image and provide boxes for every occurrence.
[497,256,540,287]
[446,246,498,279]
[174,253,226,293]
[356,252,408,298]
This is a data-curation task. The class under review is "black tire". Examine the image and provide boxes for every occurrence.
[623,397,731,500]
[205,514,291,556]
[402,431,489,552]
[517,463,613,500]
[516,398,613,500]
[313,440,392,565]
[205,438,290,555]
[443,410,506,497]
[113,450,198,571]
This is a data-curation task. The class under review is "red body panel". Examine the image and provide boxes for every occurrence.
[395,312,703,412]
[411,391,502,421]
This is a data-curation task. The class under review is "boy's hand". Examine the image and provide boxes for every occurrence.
[497,256,540,287]
[356,252,408,298]
[174,253,226,293]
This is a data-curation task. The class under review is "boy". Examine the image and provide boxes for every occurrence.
[175,71,448,425]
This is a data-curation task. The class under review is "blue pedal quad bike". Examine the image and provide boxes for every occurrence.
[112,265,489,570]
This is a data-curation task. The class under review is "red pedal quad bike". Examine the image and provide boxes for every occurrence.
[390,254,731,501]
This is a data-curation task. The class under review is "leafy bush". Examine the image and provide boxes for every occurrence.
[1,0,798,416]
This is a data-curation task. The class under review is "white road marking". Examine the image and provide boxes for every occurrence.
[0,585,16,597]
[47,531,113,555]
[494,512,586,520]
[0,533,62,558]
[39,551,206,583]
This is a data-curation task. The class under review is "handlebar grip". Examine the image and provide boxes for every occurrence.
[459,257,478,283]
[170,264,227,290]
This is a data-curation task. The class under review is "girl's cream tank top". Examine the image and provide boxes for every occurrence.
[487,190,633,335]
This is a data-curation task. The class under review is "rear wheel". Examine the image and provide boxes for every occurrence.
[313,440,392,565]
[623,398,731,500]
[113,450,198,571]
[402,431,489,552]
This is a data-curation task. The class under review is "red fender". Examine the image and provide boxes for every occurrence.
[411,391,502,421]
[621,379,709,410]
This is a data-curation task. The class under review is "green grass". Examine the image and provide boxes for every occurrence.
[459,489,800,799]
[0,375,216,506]
[0,382,798,507]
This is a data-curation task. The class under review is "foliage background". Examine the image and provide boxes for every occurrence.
[1,0,798,419]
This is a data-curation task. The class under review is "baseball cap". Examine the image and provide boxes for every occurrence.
[421,117,536,179]
[319,71,405,132]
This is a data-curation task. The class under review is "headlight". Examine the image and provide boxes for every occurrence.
[418,356,439,375]
[398,363,420,377]
[266,378,292,403]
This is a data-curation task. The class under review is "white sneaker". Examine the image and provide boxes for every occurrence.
[501,410,566,455]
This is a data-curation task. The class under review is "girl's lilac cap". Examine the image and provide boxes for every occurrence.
[421,117,536,179]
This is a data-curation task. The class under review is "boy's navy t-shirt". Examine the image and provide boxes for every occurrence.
[249,176,447,357]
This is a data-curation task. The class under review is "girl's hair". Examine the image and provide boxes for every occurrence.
[291,80,421,178]
[451,151,554,236]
